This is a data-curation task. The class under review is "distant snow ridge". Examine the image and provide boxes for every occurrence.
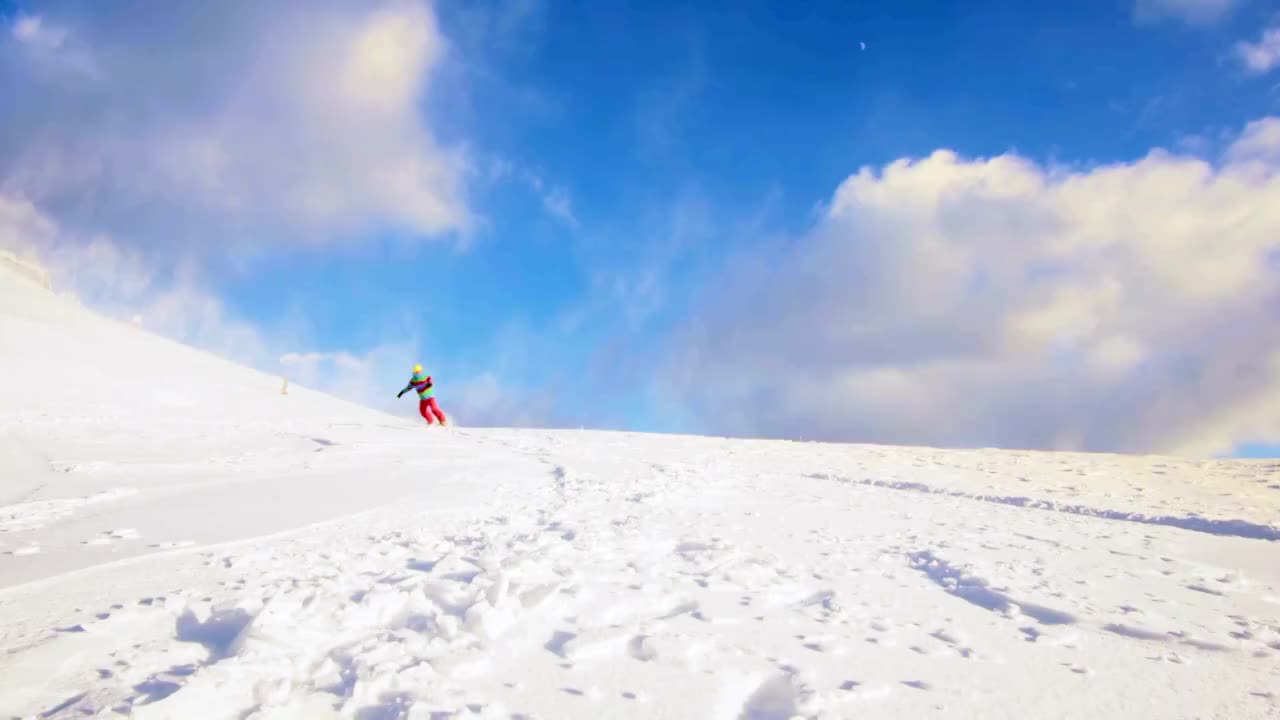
[0,250,52,291]
[808,472,1280,541]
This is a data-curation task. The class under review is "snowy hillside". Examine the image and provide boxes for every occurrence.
[2,259,1279,720]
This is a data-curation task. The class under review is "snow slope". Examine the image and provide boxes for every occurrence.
[2,260,1279,719]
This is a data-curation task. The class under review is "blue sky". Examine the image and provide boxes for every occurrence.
[3,0,1280,456]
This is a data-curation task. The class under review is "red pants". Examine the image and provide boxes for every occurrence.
[419,397,447,425]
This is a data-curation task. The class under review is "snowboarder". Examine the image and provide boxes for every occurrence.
[398,364,449,426]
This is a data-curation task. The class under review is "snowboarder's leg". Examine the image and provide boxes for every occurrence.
[426,397,447,425]
[418,398,436,425]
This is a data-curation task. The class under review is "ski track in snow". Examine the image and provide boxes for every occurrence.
[1,487,139,534]
[808,472,1280,541]
[3,260,1280,718]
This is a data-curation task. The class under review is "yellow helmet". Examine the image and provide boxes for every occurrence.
[413,364,423,374]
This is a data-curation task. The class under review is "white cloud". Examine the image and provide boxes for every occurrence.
[280,345,422,411]
[140,281,275,369]
[1133,0,1241,25]
[2,0,470,245]
[1227,117,1280,165]
[10,14,66,49]
[0,194,152,301]
[1236,26,1280,75]
[450,371,555,427]
[0,195,56,250]
[666,118,1280,457]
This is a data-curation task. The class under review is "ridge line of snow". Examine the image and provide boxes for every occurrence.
[0,250,53,291]
[808,472,1280,541]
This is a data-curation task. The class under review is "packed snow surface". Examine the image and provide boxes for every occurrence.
[2,261,1280,719]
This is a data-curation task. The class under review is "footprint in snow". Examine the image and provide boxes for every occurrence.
[902,680,932,691]
[149,540,196,550]
[84,528,141,545]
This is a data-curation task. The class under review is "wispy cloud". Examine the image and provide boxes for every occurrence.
[634,45,707,160]
[565,188,713,338]
[10,14,67,49]
[521,170,579,229]
[540,185,579,229]
[5,12,96,77]
[0,194,153,303]
[665,116,1280,457]
[1236,25,1280,75]
[1133,0,1241,25]
[280,345,422,412]
[487,159,579,229]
